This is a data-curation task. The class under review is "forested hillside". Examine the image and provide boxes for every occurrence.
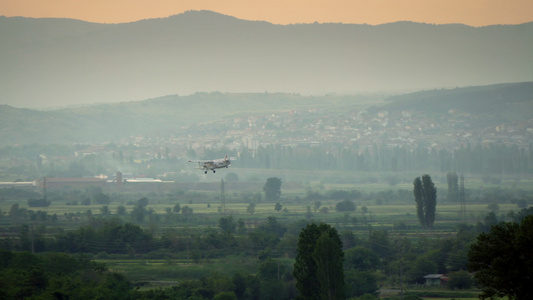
[0,93,364,144]
[0,82,531,146]
[383,82,533,125]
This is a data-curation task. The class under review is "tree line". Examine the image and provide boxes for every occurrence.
[0,250,133,299]
[3,141,531,184]
[3,210,531,299]
[231,142,533,174]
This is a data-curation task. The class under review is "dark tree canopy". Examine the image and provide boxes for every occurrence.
[218,215,237,235]
[413,174,437,229]
[513,207,533,223]
[294,223,345,300]
[344,269,379,298]
[0,250,132,299]
[468,215,533,300]
[136,197,149,208]
[93,192,111,205]
[335,199,356,212]
[344,246,381,271]
[263,177,282,201]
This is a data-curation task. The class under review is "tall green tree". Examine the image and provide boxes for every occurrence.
[131,204,147,223]
[218,216,237,236]
[468,215,533,300]
[263,177,282,201]
[413,174,437,229]
[413,177,424,226]
[294,223,345,300]
[246,202,256,214]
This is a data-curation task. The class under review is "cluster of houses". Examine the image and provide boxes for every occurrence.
[173,106,533,154]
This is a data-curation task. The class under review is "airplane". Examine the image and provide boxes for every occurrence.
[189,155,235,174]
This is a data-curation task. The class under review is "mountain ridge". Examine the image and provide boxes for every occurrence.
[1,10,532,108]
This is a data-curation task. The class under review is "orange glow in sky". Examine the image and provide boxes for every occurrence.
[1,0,532,26]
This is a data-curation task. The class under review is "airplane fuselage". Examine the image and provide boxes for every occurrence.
[190,156,233,174]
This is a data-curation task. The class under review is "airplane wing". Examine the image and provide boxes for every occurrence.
[189,156,235,163]
[188,159,213,163]
[188,160,213,169]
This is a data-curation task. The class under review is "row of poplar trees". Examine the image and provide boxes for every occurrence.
[413,174,437,229]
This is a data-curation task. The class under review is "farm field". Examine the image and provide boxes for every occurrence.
[1,173,530,299]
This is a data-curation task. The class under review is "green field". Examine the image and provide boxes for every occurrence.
[1,174,529,299]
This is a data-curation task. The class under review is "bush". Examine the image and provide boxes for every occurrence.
[447,270,473,290]
[401,295,423,300]
[344,270,378,298]
[27,198,50,207]
[214,291,237,300]
[354,293,378,300]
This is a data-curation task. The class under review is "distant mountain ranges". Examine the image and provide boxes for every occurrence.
[1,10,532,108]
[0,82,531,146]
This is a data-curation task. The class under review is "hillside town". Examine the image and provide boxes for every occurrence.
[1,92,532,183]
[119,105,533,158]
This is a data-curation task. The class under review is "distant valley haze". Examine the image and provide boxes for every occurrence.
[1,10,532,108]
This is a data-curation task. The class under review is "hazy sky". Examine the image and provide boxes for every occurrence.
[2,0,532,26]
